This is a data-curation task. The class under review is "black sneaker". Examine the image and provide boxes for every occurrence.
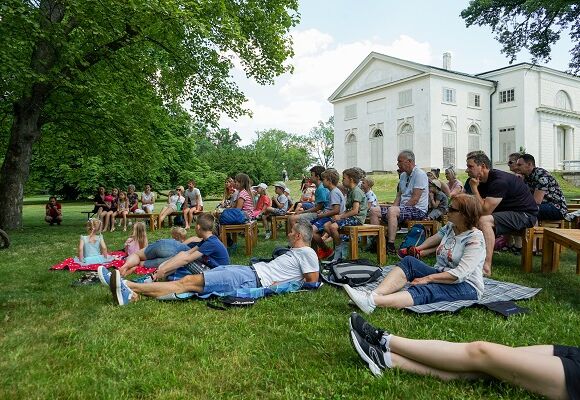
[364,238,377,253]
[386,243,397,256]
[349,312,387,348]
[349,329,389,376]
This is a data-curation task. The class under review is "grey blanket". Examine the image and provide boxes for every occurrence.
[352,266,542,314]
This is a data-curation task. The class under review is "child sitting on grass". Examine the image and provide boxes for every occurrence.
[75,218,113,265]
[124,222,148,257]
[262,182,289,239]
[311,168,345,259]
[324,168,368,261]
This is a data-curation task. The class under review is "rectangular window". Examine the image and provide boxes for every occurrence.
[498,127,516,162]
[469,93,481,108]
[499,89,515,104]
[398,89,412,107]
[367,98,386,114]
[442,88,456,104]
[344,104,357,120]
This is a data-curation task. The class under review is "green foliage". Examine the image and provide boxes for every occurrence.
[461,1,580,72]
[307,116,334,168]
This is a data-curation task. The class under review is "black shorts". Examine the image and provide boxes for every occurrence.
[554,345,580,400]
[92,206,110,213]
[492,211,537,235]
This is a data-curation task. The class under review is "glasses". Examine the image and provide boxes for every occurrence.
[176,188,181,191]
[448,206,461,213]
[508,161,515,165]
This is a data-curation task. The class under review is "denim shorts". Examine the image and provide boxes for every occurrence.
[144,239,189,262]
[538,203,565,221]
[312,216,332,232]
[398,256,478,305]
[302,202,315,210]
[202,265,258,294]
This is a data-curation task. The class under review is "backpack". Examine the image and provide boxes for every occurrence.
[399,224,426,251]
[219,208,247,225]
[321,259,383,287]
[250,246,291,265]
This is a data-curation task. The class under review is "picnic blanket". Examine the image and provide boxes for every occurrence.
[352,266,541,314]
[49,251,155,275]
[158,280,322,301]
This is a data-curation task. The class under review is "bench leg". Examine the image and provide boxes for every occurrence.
[521,229,534,273]
[149,215,156,231]
[271,217,278,240]
[378,226,386,265]
[245,228,252,256]
[349,230,359,260]
[541,236,555,273]
[220,227,227,247]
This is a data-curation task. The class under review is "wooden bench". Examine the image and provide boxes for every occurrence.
[541,228,580,274]
[339,224,386,265]
[271,214,290,239]
[81,211,97,220]
[125,213,159,231]
[158,211,182,228]
[518,220,565,273]
[406,220,440,237]
[219,221,258,256]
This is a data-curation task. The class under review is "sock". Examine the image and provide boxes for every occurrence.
[387,242,395,249]
[379,333,392,350]
[369,291,377,306]
[381,348,393,368]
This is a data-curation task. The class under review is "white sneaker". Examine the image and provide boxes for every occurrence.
[264,231,271,240]
[344,285,375,314]
[128,221,133,227]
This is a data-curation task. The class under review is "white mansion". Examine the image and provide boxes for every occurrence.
[330,52,580,172]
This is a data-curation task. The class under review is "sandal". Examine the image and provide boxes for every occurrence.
[71,272,101,286]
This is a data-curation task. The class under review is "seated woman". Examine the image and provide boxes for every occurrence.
[158,187,185,228]
[141,184,156,214]
[444,166,463,197]
[349,313,578,400]
[344,193,485,313]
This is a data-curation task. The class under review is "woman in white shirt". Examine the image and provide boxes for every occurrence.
[158,186,185,228]
[345,194,485,313]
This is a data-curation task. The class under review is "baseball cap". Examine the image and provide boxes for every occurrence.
[274,181,286,189]
[429,179,442,190]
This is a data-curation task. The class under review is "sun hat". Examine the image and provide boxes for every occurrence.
[429,179,442,190]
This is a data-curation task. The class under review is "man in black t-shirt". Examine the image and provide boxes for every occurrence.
[465,151,538,276]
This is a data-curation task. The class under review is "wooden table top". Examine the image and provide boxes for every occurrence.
[543,228,580,249]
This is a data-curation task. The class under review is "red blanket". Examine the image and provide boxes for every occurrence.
[50,251,156,275]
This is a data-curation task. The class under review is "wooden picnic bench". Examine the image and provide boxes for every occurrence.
[541,228,580,274]
[81,211,97,220]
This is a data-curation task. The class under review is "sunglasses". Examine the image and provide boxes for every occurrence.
[176,188,181,191]
[448,206,461,213]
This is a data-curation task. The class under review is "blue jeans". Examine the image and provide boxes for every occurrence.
[539,203,564,221]
[398,256,478,305]
[143,239,190,268]
[202,265,258,294]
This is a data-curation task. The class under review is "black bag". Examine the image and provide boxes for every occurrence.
[321,259,383,287]
[207,296,256,310]
[249,246,291,265]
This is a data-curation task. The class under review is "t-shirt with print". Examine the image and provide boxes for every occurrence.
[275,194,289,211]
[237,189,254,216]
[127,192,139,208]
[325,187,346,214]
[184,187,203,207]
[365,190,378,208]
[253,246,319,287]
[346,186,368,224]
[399,166,429,213]
[435,223,486,298]
[524,167,567,216]
[186,235,230,268]
[473,169,538,215]
[314,183,329,208]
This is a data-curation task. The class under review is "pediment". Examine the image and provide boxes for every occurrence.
[330,54,427,101]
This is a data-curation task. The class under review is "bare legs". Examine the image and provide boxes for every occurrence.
[368,206,381,225]
[126,274,205,299]
[478,215,495,275]
[387,206,401,244]
[119,210,128,231]
[119,249,147,276]
[109,211,117,232]
[387,338,567,399]
[371,266,414,309]
[183,207,199,229]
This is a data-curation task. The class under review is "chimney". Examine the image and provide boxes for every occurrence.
[443,52,452,70]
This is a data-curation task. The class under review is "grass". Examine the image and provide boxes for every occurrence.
[1,177,579,399]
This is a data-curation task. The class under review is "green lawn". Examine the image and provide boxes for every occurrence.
[1,178,579,399]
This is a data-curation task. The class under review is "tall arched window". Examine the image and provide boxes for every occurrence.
[398,123,414,151]
[345,132,357,168]
[468,124,481,153]
[442,121,456,167]
[555,90,573,110]
[370,128,384,171]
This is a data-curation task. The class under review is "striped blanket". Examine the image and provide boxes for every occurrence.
[353,266,541,314]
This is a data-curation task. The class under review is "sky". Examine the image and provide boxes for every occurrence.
[218,0,574,144]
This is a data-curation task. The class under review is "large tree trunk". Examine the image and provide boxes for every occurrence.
[0,98,44,229]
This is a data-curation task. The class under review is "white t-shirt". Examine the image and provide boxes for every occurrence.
[276,194,289,211]
[399,166,429,212]
[185,187,203,207]
[435,223,486,298]
[253,246,319,287]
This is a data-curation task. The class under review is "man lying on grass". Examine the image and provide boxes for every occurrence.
[100,220,320,305]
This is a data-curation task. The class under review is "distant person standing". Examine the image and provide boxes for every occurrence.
[45,196,62,225]
[282,168,288,182]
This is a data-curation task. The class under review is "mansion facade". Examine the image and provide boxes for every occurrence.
[330,52,580,172]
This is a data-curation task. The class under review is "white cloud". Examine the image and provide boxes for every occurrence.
[220,31,433,143]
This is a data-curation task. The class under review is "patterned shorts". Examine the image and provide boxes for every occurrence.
[335,216,362,229]
[271,208,287,216]
[380,206,427,223]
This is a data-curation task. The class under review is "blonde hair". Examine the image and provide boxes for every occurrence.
[131,222,148,249]
[171,226,187,241]
[86,218,102,234]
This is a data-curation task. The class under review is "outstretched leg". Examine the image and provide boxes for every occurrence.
[119,250,147,276]
[126,274,205,298]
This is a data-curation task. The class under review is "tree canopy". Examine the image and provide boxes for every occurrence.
[0,0,300,228]
[461,1,580,72]
[307,116,334,168]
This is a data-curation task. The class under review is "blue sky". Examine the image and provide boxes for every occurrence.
[219,1,574,143]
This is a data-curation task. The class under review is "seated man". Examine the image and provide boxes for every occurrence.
[290,165,329,228]
[102,220,320,305]
[516,154,567,221]
[45,196,62,225]
[464,151,538,275]
[382,150,429,255]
